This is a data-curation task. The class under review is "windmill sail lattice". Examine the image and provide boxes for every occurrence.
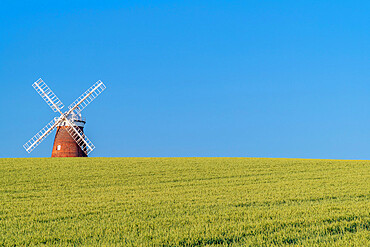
[23,117,61,153]
[68,80,106,115]
[23,78,106,157]
[65,124,95,154]
[33,79,65,112]
[64,117,96,155]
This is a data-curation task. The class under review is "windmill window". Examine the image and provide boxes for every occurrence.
[57,145,61,150]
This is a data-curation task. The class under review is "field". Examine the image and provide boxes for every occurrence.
[0,158,369,246]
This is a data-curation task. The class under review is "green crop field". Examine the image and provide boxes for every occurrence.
[0,158,369,246]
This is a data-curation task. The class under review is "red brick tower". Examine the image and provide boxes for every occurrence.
[51,126,87,157]
[51,117,87,157]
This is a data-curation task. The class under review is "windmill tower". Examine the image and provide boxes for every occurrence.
[23,79,106,157]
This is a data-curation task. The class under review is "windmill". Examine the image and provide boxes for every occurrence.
[23,78,106,157]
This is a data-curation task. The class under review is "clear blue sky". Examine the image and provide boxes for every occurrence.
[0,1,369,159]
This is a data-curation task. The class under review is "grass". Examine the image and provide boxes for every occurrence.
[0,157,369,246]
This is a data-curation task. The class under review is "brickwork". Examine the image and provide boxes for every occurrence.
[51,126,87,157]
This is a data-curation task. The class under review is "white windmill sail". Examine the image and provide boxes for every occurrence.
[67,80,106,115]
[23,117,62,153]
[64,119,96,155]
[33,78,64,112]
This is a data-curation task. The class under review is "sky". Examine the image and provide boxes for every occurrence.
[0,1,369,159]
